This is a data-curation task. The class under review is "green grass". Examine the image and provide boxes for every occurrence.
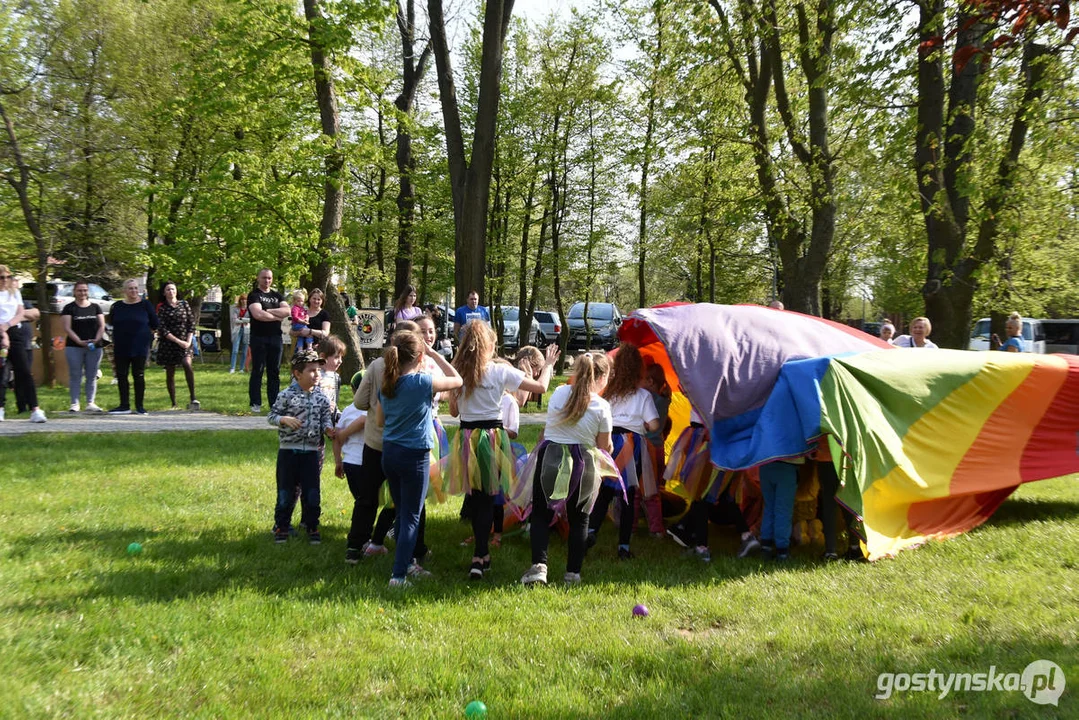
[1,429,1076,718]
[26,355,569,417]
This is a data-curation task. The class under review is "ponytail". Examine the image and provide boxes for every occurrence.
[558,353,610,426]
[382,347,401,399]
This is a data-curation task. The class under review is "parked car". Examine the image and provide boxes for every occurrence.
[22,280,115,316]
[1042,318,1079,355]
[566,301,622,351]
[199,301,223,328]
[532,310,561,348]
[969,317,1046,353]
[498,306,540,350]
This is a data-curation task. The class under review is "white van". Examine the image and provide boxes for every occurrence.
[1042,319,1079,355]
[969,317,1046,353]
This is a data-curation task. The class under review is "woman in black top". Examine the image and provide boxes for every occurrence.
[61,281,105,412]
[156,282,199,410]
[108,279,159,415]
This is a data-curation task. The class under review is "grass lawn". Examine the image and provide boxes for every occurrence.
[0,428,1076,718]
[26,355,569,417]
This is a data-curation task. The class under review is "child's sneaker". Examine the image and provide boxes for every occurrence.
[694,546,712,563]
[307,529,321,545]
[617,546,635,561]
[666,525,692,549]
[85,402,102,413]
[407,560,432,578]
[737,535,762,558]
[774,547,791,562]
[468,559,484,581]
[388,577,411,589]
[521,563,548,586]
[363,542,387,557]
[345,547,362,564]
[273,527,289,544]
[563,572,582,584]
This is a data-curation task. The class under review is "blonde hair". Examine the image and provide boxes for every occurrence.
[514,346,544,378]
[558,352,610,426]
[291,290,306,304]
[603,343,643,404]
[381,330,425,399]
[1005,312,1022,331]
[453,321,496,398]
[910,316,932,335]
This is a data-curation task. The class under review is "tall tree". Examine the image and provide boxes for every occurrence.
[427,0,514,307]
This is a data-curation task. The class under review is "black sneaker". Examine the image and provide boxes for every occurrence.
[308,529,321,545]
[134,407,148,415]
[737,535,762,558]
[774,548,790,562]
[617,547,635,561]
[822,551,840,562]
[482,557,491,572]
[759,540,776,557]
[666,525,692,549]
[345,547,362,564]
[108,406,132,415]
[273,527,288,544]
[468,560,484,580]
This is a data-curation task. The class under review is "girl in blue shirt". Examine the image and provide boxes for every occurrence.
[376,329,461,587]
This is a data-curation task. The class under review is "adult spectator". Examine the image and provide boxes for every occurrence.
[893,317,939,349]
[247,268,290,413]
[156,281,199,410]
[229,294,250,374]
[61,280,106,413]
[453,289,490,340]
[992,312,1025,353]
[291,287,331,348]
[393,284,423,323]
[108,278,159,415]
[0,265,46,422]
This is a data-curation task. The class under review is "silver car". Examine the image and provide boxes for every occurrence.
[22,280,116,316]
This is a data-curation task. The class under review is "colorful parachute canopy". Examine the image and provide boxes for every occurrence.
[622,303,1079,559]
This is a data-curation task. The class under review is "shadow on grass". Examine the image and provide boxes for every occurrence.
[981,495,1079,529]
[6,518,841,610]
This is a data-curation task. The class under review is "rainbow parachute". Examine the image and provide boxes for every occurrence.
[621,303,1079,560]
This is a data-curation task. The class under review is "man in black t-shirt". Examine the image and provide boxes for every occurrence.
[247,268,290,412]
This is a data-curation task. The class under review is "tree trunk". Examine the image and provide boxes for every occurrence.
[428,0,515,308]
[517,172,537,341]
[304,0,364,378]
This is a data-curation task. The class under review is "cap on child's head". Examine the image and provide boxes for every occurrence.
[290,349,325,370]
[350,370,364,392]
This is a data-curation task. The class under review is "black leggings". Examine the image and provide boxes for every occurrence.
[530,467,590,574]
[164,356,196,405]
[818,460,858,554]
[686,490,750,548]
[346,446,426,559]
[588,484,637,547]
[115,355,147,409]
[0,328,36,410]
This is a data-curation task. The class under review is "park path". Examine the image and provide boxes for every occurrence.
[0,410,549,437]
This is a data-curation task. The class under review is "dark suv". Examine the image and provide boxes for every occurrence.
[566,302,622,351]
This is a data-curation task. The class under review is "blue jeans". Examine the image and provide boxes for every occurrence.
[65,345,103,404]
[230,328,249,372]
[249,333,283,406]
[382,441,430,579]
[759,461,798,551]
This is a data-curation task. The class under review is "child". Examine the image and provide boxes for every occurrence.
[350,321,422,559]
[290,290,312,353]
[515,352,618,585]
[448,322,557,580]
[758,459,801,561]
[268,349,335,545]
[586,343,659,560]
[637,361,671,537]
[336,371,368,564]
[316,335,345,421]
[377,329,462,587]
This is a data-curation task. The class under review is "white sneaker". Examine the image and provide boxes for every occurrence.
[250,404,261,413]
[229,368,236,374]
[563,572,582,584]
[407,560,432,578]
[85,402,102,413]
[29,408,47,423]
[362,542,388,557]
[188,399,201,411]
[521,563,548,586]
[69,403,80,413]
[0,407,5,421]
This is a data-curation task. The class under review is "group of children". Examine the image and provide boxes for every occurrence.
[268,316,866,589]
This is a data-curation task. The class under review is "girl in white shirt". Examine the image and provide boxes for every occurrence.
[517,352,619,586]
[586,344,659,560]
[449,322,557,580]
